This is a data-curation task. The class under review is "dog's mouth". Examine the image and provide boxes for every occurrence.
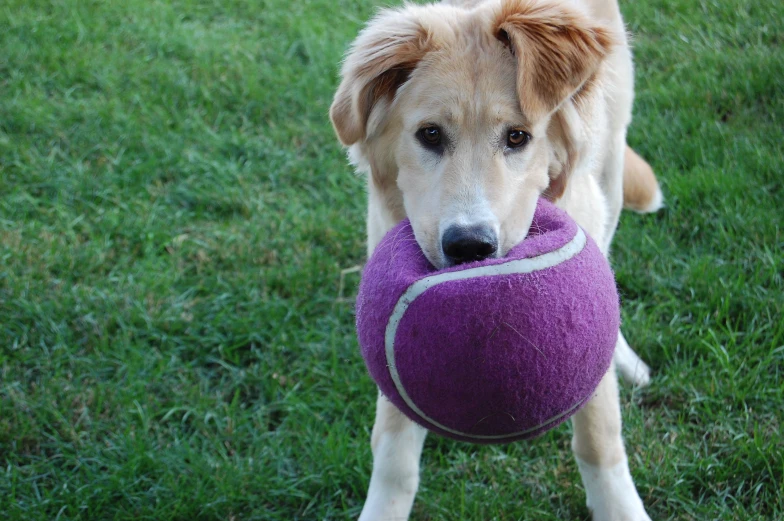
[417,228,508,270]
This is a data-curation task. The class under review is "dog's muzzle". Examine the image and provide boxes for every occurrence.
[441,224,498,265]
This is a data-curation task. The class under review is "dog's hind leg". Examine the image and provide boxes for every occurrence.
[572,367,651,521]
[601,135,654,388]
[614,331,651,387]
[358,393,427,521]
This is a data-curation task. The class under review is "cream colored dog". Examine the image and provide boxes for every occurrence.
[330,0,662,519]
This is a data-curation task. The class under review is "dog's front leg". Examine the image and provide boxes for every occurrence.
[571,366,651,521]
[360,173,426,520]
[359,393,427,521]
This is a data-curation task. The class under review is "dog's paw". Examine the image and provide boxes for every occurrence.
[358,495,416,521]
[615,356,651,387]
[590,500,652,521]
[614,334,652,387]
[578,458,651,521]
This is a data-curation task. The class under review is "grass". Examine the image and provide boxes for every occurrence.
[0,0,781,519]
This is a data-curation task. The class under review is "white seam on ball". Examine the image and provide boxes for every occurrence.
[383,227,587,440]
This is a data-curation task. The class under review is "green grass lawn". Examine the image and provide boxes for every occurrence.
[1,0,782,519]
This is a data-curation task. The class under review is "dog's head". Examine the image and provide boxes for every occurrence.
[331,0,616,268]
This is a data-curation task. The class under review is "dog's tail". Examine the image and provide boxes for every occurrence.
[623,146,663,213]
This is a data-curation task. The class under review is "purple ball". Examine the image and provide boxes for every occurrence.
[356,199,619,443]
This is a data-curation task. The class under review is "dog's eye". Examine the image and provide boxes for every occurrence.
[417,126,442,148]
[506,129,531,149]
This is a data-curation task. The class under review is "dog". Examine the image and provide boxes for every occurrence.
[330,0,663,519]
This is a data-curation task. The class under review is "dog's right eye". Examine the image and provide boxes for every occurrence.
[416,126,442,149]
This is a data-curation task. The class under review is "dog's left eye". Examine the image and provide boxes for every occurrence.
[506,129,531,149]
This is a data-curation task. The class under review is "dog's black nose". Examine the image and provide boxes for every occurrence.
[441,225,498,265]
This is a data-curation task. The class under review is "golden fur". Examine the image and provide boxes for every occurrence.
[624,145,663,213]
[330,0,661,519]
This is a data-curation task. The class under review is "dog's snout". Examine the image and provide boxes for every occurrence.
[441,224,498,265]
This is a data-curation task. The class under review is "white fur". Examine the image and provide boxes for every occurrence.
[576,456,652,521]
[615,331,651,387]
[359,395,428,521]
[644,185,664,213]
[332,0,656,518]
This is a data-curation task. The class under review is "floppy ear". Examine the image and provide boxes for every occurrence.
[543,101,581,201]
[330,10,435,146]
[494,0,616,119]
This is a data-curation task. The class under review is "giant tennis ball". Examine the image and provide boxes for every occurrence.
[356,199,619,443]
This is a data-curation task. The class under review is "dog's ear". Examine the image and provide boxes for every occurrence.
[330,10,435,146]
[543,102,581,201]
[494,0,616,119]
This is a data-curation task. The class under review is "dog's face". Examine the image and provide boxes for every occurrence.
[390,34,553,267]
[331,0,615,268]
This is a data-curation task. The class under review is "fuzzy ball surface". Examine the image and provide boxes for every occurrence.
[356,199,620,444]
